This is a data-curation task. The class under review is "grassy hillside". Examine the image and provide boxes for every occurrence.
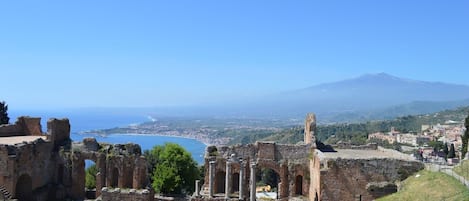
[453,160,469,181]
[377,170,469,201]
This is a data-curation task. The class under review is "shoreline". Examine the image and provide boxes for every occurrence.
[76,132,212,146]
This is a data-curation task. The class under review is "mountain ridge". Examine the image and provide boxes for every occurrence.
[255,73,469,119]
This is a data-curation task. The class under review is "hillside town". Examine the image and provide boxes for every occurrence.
[368,120,466,165]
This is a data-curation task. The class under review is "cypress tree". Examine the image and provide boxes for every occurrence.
[462,115,469,159]
[448,143,456,158]
[0,101,9,125]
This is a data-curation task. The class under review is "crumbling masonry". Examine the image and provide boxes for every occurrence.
[0,117,149,201]
[196,113,424,201]
[0,114,424,201]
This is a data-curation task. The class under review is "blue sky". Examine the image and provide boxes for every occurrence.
[1,1,468,109]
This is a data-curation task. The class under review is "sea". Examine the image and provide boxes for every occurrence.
[10,110,206,164]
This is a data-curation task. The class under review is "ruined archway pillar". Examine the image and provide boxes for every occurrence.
[225,161,232,199]
[105,160,113,187]
[209,161,216,198]
[279,163,289,198]
[239,161,245,200]
[133,157,147,189]
[96,154,106,197]
[70,157,85,200]
[250,163,256,201]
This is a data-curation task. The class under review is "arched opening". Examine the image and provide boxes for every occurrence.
[215,171,225,194]
[232,173,240,193]
[15,174,33,201]
[111,167,119,187]
[295,175,303,195]
[84,160,97,199]
[256,168,280,199]
[314,192,319,201]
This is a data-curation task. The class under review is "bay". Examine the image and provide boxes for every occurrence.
[71,133,206,164]
[10,110,207,164]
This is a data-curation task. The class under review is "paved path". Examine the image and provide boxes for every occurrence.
[0,136,47,145]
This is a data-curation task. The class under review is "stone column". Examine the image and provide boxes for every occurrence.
[239,161,245,200]
[195,180,200,196]
[250,163,256,201]
[225,161,232,198]
[209,161,216,198]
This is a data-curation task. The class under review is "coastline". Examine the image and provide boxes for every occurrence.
[77,132,212,146]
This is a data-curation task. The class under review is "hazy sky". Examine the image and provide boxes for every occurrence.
[1,1,468,109]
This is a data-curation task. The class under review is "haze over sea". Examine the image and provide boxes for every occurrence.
[10,111,206,164]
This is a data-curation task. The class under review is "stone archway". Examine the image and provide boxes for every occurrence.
[15,174,33,201]
[295,175,303,195]
[84,159,97,199]
[256,160,287,198]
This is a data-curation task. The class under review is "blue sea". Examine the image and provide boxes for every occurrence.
[10,110,206,164]
[71,133,206,164]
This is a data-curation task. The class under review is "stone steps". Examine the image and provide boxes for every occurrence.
[0,185,12,200]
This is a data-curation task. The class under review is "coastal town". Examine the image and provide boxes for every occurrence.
[368,120,466,165]
[84,117,289,145]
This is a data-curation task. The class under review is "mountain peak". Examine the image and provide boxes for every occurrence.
[359,72,400,80]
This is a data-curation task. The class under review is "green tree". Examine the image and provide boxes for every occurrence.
[144,145,164,183]
[149,143,200,195]
[462,115,469,159]
[428,140,445,153]
[260,168,278,189]
[85,164,98,189]
[448,143,456,158]
[0,101,9,125]
[198,165,205,186]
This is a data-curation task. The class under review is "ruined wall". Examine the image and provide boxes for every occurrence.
[0,116,42,137]
[0,124,22,137]
[213,142,309,162]
[0,138,62,200]
[203,141,311,199]
[1,117,149,201]
[47,118,71,147]
[318,158,424,201]
[70,139,148,200]
[101,188,154,201]
[276,144,310,163]
[332,143,378,150]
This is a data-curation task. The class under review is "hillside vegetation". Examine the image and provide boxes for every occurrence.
[377,170,469,201]
[229,106,469,145]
